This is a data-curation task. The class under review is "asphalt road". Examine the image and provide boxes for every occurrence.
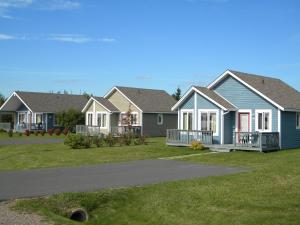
[0,159,245,200]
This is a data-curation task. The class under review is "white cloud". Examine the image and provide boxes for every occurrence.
[0,33,15,40]
[48,34,92,43]
[99,37,117,43]
[38,0,80,11]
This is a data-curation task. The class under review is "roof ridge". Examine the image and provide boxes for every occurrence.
[116,86,167,92]
[228,69,281,81]
[16,91,87,97]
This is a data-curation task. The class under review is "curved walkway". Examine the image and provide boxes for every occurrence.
[0,159,245,200]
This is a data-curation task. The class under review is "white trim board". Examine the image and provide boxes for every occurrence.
[207,70,285,111]
[198,109,220,137]
[254,109,273,132]
[0,92,33,112]
[235,109,253,132]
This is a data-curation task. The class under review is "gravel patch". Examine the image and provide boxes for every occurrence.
[0,201,51,225]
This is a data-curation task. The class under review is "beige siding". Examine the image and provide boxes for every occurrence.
[107,90,142,125]
[86,102,94,112]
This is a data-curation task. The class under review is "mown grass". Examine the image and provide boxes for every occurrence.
[14,149,300,225]
[0,132,65,139]
[0,137,199,171]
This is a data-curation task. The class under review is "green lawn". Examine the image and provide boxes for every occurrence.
[0,137,199,171]
[0,132,65,139]
[14,149,300,225]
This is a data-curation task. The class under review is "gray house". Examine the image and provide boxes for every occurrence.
[0,91,89,131]
[167,70,300,151]
[81,86,178,137]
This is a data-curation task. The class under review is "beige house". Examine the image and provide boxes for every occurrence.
[81,86,177,136]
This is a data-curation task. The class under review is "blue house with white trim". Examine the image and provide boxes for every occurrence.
[167,70,300,151]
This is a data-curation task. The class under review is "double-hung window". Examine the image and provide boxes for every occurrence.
[157,114,163,125]
[87,113,93,126]
[199,110,218,135]
[297,112,300,129]
[181,110,193,130]
[97,113,107,128]
[35,113,43,124]
[120,112,138,126]
[255,110,272,132]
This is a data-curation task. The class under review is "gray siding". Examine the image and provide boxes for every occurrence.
[281,111,300,149]
[214,76,278,132]
[143,113,177,137]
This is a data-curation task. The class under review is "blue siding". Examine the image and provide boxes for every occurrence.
[196,93,221,144]
[281,112,300,149]
[214,76,278,132]
[181,93,194,109]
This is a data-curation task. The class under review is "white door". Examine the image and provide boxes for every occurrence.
[239,113,250,132]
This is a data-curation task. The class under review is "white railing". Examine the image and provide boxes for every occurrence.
[15,123,45,132]
[0,123,11,132]
[110,126,142,136]
[166,129,213,146]
[76,125,101,136]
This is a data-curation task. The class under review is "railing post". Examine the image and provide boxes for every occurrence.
[259,133,263,152]
[187,130,190,145]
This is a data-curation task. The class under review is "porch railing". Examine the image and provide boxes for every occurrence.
[234,132,279,151]
[15,123,45,132]
[76,125,101,136]
[166,129,213,146]
[111,126,142,136]
[0,122,11,132]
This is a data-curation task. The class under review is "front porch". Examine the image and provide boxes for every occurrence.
[166,129,280,152]
[76,125,142,136]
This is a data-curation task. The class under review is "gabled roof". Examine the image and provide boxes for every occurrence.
[0,91,89,113]
[105,86,177,113]
[82,96,120,113]
[172,86,237,111]
[208,70,300,111]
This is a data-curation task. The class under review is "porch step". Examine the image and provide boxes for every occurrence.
[207,145,233,153]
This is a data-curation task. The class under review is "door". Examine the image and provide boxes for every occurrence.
[238,113,250,132]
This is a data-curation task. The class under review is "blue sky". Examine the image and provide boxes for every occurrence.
[0,0,300,97]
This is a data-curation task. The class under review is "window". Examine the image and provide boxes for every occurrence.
[87,113,93,126]
[35,114,43,124]
[181,111,193,130]
[297,112,300,129]
[97,113,107,128]
[120,112,138,126]
[18,113,26,124]
[255,110,272,132]
[199,110,218,134]
[157,114,163,125]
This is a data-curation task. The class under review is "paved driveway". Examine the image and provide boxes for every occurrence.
[0,138,63,146]
[0,159,245,200]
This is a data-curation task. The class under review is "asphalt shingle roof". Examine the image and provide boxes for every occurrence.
[229,70,300,110]
[93,97,120,112]
[15,91,90,113]
[194,86,237,110]
[114,86,177,113]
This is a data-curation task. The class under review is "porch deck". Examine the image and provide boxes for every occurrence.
[166,129,280,152]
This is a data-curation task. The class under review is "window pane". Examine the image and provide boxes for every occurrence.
[36,114,42,123]
[102,114,107,127]
[188,113,193,130]
[183,113,187,130]
[88,114,93,126]
[258,113,263,130]
[210,113,217,133]
[264,113,269,130]
[201,113,208,131]
[97,114,101,127]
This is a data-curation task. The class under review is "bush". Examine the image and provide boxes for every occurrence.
[24,130,30,136]
[54,128,61,136]
[134,135,148,145]
[190,141,204,150]
[0,128,6,133]
[64,134,92,149]
[105,133,117,147]
[48,128,54,136]
[122,132,133,146]
[55,109,85,132]
[93,136,104,147]
[34,131,39,136]
[41,130,46,136]
[63,128,69,136]
[8,130,13,137]
[18,132,22,137]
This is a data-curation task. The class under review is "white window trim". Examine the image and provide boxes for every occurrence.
[235,109,252,132]
[18,112,27,124]
[296,112,300,130]
[35,113,43,124]
[119,111,139,126]
[96,112,108,129]
[198,109,219,136]
[157,113,163,125]
[86,112,93,126]
[255,109,272,132]
[180,109,194,130]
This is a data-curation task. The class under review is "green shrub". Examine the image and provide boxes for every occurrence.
[92,136,104,147]
[0,128,6,133]
[34,131,39,136]
[190,141,204,150]
[105,133,117,147]
[64,134,92,149]
[135,135,147,145]
[41,130,46,136]
[8,130,13,137]
[122,132,133,146]
[18,132,22,137]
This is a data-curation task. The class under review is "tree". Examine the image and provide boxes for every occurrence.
[0,93,5,107]
[172,87,181,101]
[82,91,93,99]
[55,109,85,132]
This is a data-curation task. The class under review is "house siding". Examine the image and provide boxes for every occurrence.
[107,90,142,126]
[281,111,300,149]
[213,76,278,132]
[224,111,235,144]
[181,94,194,109]
[143,113,177,137]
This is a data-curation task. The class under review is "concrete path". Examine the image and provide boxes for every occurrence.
[0,138,63,146]
[0,159,245,200]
